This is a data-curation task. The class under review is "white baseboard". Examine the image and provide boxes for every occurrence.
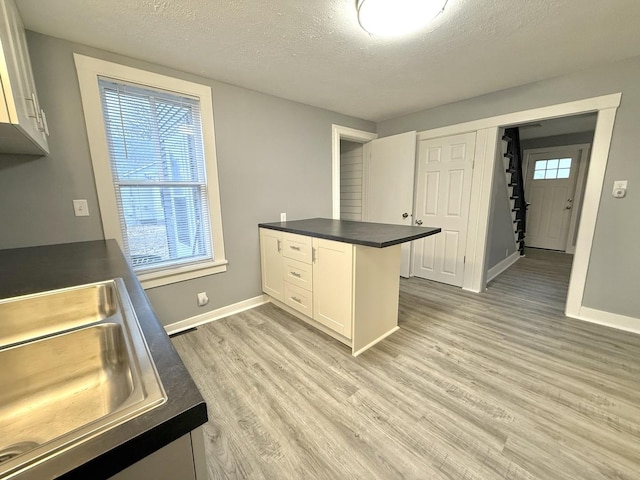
[487,251,521,283]
[573,306,640,335]
[352,326,400,357]
[165,294,269,335]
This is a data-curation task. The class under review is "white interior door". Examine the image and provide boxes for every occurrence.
[524,152,579,250]
[363,131,416,277]
[412,132,476,287]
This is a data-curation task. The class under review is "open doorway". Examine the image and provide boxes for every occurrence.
[339,140,366,221]
[486,113,598,308]
[331,125,377,220]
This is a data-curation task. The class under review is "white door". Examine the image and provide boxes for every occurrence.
[363,131,416,277]
[412,132,476,287]
[524,152,579,250]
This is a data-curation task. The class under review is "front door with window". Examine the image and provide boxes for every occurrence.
[524,152,579,251]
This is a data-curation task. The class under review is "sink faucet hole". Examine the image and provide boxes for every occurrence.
[0,442,39,464]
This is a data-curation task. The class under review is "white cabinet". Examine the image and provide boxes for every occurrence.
[259,228,284,302]
[259,227,402,356]
[312,238,353,339]
[0,0,49,155]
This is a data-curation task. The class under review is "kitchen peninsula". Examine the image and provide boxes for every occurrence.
[258,218,440,356]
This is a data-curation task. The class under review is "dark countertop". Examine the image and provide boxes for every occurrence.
[259,218,441,248]
[0,240,207,480]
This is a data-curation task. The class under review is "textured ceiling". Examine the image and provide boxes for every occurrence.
[15,0,640,122]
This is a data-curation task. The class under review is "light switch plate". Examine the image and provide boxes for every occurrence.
[612,180,628,198]
[73,199,89,217]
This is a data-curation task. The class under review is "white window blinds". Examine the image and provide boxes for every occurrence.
[98,77,214,273]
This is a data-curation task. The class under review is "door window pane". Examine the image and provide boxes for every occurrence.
[533,158,572,181]
[559,158,572,169]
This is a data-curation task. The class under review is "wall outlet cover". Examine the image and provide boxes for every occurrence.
[197,292,209,307]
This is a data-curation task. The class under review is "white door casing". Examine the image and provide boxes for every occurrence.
[524,151,579,251]
[412,132,476,287]
[363,131,417,277]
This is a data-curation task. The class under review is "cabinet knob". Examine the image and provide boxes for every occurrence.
[402,212,409,219]
[415,219,423,226]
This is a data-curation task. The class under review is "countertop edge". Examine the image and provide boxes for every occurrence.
[259,219,441,247]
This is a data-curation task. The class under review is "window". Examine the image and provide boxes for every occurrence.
[533,158,572,180]
[75,55,226,288]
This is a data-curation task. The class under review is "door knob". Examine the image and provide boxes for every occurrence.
[415,219,423,225]
[402,212,409,219]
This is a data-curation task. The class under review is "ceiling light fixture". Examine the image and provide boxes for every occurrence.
[356,0,448,37]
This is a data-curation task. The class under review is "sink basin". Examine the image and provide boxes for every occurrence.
[0,282,117,348]
[0,279,166,478]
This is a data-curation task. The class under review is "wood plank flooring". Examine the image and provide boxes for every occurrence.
[172,249,640,479]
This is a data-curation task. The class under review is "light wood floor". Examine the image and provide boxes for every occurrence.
[172,249,640,479]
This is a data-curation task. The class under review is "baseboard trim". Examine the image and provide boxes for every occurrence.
[352,326,400,357]
[164,294,269,335]
[270,297,352,347]
[574,306,640,335]
[487,251,521,283]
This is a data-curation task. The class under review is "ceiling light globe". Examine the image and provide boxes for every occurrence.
[357,0,447,36]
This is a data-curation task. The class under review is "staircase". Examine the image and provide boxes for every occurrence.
[502,127,526,255]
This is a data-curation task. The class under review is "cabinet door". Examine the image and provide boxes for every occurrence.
[108,434,196,480]
[312,238,353,339]
[259,228,284,301]
[0,0,48,153]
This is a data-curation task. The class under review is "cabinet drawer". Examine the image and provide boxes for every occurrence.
[283,258,313,291]
[282,232,313,264]
[284,282,313,317]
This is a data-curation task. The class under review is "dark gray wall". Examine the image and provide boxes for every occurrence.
[0,32,374,326]
[378,55,640,318]
[486,141,517,273]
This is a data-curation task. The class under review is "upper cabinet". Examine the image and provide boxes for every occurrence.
[0,0,49,155]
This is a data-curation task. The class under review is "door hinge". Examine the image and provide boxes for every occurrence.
[463,256,466,264]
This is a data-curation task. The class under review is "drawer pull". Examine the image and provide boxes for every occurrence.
[290,271,301,278]
[291,296,302,304]
[289,245,301,251]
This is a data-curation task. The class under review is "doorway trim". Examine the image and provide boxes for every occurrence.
[331,125,378,219]
[415,93,621,320]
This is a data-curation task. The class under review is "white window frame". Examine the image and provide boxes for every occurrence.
[74,54,227,289]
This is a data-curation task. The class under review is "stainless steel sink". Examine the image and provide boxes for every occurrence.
[0,279,166,479]
[0,282,117,348]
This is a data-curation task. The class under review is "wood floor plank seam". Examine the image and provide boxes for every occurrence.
[173,248,640,480]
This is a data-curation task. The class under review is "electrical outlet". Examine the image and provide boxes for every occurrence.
[280,212,287,222]
[197,292,209,307]
[73,199,89,217]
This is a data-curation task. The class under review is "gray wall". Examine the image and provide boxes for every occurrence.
[379,55,640,318]
[521,131,595,151]
[0,32,374,326]
[486,137,517,274]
